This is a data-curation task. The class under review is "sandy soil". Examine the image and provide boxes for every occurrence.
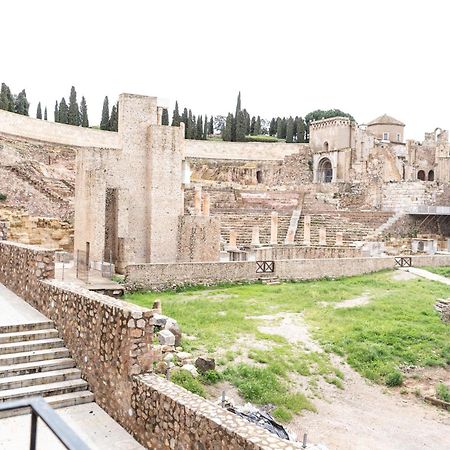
[294,356,450,450]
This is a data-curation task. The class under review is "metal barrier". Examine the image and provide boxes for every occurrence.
[395,256,412,267]
[256,260,275,273]
[0,397,90,450]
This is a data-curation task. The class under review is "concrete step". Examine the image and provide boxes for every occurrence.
[0,329,59,344]
[0,368,81,391]
[0,390,94,419]
[0,338,64,355]
[0,358,76,378]
[0,347,70,366]
[0,378,89,402]
[0,321,54,334]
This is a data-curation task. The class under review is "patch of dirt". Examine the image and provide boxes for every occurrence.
[205,380,243,406]
[333,294,371,309]
[247,312,322,352]
[402,365,450,398]
[297,354,450,450]
[392,270,419,281]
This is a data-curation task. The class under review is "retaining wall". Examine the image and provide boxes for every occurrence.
[185,140,306,161]
[0,109,120,148]
[0,240,298,450]
[125,254,450,290]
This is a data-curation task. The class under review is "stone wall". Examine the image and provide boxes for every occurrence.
[125,254,450,291]
[185,140,305,161]
[256,245,361,261]
[177,215,220,262]
[0,109,120,149]
[0,240,296,450]
[131,374,299,450]
[0,208,73,250]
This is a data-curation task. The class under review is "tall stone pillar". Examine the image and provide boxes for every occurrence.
[270,212,278,245]
[194,187,202,215]
[319,228,327,246]
[303,215,311,246]
[251,226,260,246]
[202,193,210,217]
[335,231,343,246]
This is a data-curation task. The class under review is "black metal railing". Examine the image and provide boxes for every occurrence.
[395,256,412,267]
[256,261,275,273]
[0,397,90,450]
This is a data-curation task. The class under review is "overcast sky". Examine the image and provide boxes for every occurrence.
[1,1,449,139]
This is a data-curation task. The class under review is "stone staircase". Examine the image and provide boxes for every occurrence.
[0,320,94,418]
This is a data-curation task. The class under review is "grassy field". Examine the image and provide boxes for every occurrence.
[425,266,450,278]
[126,271,450,420]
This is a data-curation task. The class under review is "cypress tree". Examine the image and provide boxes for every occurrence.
[255,116,262,135]
[250,116,256,135]
[208,116,214,135]
[281,117,287,139]
[80,96,89,127]
[54,101,59,123]
[100,96,110,130]
[44,106,48,121]
[171,101,180,126]
[15,90,30,116]
[203,115,208,140]
[109,104,118,131]
[276,118,282,139]
[162,108,169,125]
[59,98,69,124]
[181,108,188,138]
[196,115,203,140]
[297,117,306,143]
[235,110,246,142]
[36,102,42,119]
[0,83,15,112]
[68,86,80,125]
[269,118,276,136]
[243,109,250,135]
[187,110,194,139]
[286,117,294,143]
[222,113,233,141]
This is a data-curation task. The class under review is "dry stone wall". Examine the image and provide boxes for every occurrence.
[132,374,299,450]
[125,254,450,291]
[0,240,297,450]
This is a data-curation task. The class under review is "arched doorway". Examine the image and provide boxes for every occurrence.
[256,170,263,184]
[318,158,333,183]
[428,170,435,181]
[417,170,425,181]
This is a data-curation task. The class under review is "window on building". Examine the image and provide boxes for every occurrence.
[383,132,389,141]
[396,133,401,142]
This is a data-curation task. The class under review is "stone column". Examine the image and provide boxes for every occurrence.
[303,215,311,246]
[193,187,202,215]
[270,212,278,245]
[202,193,210,217]
[335,231,343,246]
[285,228,295,245]
[251,226,260,246]
[229,230,238,249]
[319,227,327,246]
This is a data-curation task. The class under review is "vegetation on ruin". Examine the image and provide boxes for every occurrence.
[127,271,450,420]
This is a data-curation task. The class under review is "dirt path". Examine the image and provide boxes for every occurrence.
[295,355,450,450]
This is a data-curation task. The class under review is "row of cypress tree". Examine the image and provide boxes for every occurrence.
[268,116,307,142]
[171,101,214,140]
[0,83,30,116]
[54,87,89,127]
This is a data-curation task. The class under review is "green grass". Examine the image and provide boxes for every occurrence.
[126,271,450,418]
[424,266,450,278]
[436,382,450,402]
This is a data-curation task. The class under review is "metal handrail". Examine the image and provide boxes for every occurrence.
[0,397,91,450]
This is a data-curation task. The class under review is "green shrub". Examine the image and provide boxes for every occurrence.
[385,371,403,387]
[200,370,222,385]
[170,369,206,397]
[0,193,6,201]
[436,383,450,402]
[245,135,281,143]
